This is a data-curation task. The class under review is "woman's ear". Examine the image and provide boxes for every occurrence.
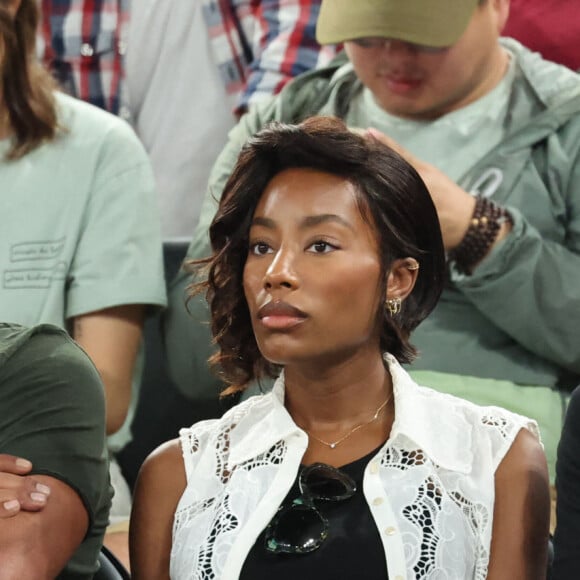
[385,258,419,302]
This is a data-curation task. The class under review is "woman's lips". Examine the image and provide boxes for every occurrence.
[260,315,306,330]
[257,300,307,330]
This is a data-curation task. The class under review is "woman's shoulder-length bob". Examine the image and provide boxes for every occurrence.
[192,116,446,395]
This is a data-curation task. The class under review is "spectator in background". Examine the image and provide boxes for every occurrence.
[0,323,111,578]
[127,0,338,239]
[165,0,580,488]
[38,0,130,117]
[1,0,166,537]
[39,0,337,239]
[503,0,580,71]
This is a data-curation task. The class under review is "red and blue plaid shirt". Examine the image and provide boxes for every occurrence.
[39,0,129,116]
[39,0,337,117]
[203,0,337,112]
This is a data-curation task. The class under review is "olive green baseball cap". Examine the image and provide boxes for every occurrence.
[316,0,480,48]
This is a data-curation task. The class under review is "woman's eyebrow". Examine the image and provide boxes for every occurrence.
[300,214,354,230]
[250,216,276,229]
[250,214,354,230]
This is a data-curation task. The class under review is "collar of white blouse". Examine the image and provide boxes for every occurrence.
[227,354,474,474]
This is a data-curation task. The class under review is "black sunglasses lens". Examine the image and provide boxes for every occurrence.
[300,463,356,500]
[264,464,356,555]
[265,501,328,554]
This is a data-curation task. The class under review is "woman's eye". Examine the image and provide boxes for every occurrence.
[307,241,336,254]
[250,242,272,255]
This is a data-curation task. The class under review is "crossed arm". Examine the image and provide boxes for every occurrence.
[5,428,549,579]
[0,455,88,580]
[366,129,580,378]
[0,327,111,578]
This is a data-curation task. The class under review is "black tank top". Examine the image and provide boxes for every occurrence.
[240,446,389,580]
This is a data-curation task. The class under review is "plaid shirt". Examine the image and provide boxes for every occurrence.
[39,0,336,117]
[39,0,130,117]
[202,0,337,112]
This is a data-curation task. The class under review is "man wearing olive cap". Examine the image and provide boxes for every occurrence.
[166,0,580,488]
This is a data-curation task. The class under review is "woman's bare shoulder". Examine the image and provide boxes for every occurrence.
[137,438,186,495]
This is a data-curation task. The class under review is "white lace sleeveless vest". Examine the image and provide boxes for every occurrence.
[171,355,539,579]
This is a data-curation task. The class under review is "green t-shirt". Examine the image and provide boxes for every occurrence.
[0,92,167,327]
[0,91,167,450]
[0,323,111,578]
[345,54,515,183]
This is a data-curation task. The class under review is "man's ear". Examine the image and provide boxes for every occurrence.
[492,0,511,34]
[385,258,419,302]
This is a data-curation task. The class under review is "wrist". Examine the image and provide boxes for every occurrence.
[448,197,513,275]
[445,195,477,249]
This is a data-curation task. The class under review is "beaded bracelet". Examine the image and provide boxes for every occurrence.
[449,196,513,275]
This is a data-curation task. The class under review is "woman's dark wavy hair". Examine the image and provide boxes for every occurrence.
[1,0,57,159]
[192,116,446,395]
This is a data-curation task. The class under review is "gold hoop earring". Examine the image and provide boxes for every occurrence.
[385,297,402,316]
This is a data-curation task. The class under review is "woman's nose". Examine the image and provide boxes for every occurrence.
[263,249,299,290]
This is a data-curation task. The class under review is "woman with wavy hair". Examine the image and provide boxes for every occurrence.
[130,117,549,579]
[0,0,166,573]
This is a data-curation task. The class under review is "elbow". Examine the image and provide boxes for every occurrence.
[106,404,130,435]
[104,378,132,435]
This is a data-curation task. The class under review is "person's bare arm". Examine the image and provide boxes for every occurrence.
[72,304,145,435]
[130,439,186,580]
[487,428,550,580]
[0,474,88,580]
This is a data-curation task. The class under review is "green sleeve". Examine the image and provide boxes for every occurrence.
[451,122,580,382]
[67,119,167,317]
[0,324,111,578]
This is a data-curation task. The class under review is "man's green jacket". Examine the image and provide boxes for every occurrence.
[166,39,580,402]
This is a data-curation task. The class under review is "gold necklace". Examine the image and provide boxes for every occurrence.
[304,393,393,450]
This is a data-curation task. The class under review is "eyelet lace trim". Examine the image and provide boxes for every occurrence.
[171,397,528,579]
[172,409,287,579]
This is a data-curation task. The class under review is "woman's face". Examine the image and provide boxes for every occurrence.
[243,167,384,369]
